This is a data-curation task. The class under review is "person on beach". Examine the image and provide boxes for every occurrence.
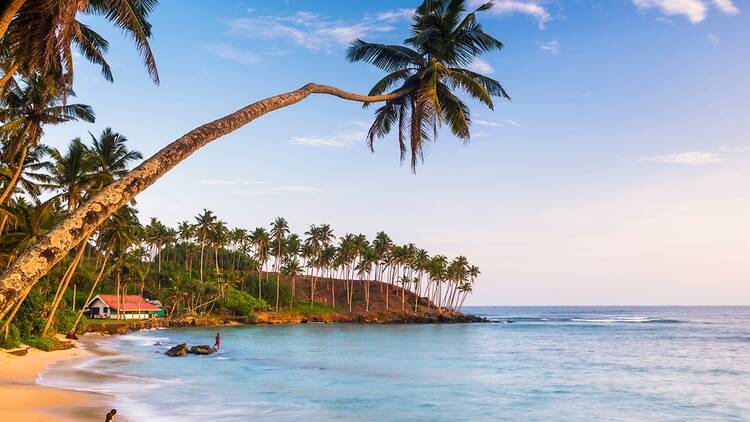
[105,409,117,421]
[214,333,221,350]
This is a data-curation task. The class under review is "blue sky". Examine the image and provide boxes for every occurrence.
[47,0,750,305]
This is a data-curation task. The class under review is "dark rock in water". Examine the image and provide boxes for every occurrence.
[65,332,79,340]
[189,345,217,355]
[165,343,189,357]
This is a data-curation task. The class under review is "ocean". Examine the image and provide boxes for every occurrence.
[40,306,750,421]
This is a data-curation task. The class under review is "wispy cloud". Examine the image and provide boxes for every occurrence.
[707,32,720,44]
[537,39,560,55]
[718,144,750,153]
[476,0,552,29]
[469,58,494,74]
[505,119,525,128]
[229,10,396,52]
[289,131,365,148]
[198,179,263,186]
[641,151,723,165]
[205,43,261,64]
[475,119,502,127]
[373,8,415,22]
[632,0,740,23]
[233,185,322,196]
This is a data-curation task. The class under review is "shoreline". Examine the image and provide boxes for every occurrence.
[0,335,114,422]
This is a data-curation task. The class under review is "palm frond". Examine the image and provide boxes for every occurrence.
[347,40,424,71]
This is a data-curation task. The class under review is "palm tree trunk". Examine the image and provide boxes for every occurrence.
[70,249,110,333]
[289,275,295,309]
[0,146,28,207]
[2,283,32,341]
[41,240,86,336]
[0,0,25,40]
[0,63,19,90]
[199,239,205,283]
[0,83,412,319]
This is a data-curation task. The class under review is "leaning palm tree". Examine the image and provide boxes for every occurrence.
[0,0,507,319]
[0,0,159,89]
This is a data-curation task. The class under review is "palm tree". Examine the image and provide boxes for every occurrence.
[249,227,270,300]
[0,74,94,206]
[281,258,303,309]
[88,128,143,188]
[0,1,506,318]
[36,138,96,212]
[193,209,216,283]
[70,205,140,333]
[348,0,508,170]
[0,0,160,89]
[269,217,289,311]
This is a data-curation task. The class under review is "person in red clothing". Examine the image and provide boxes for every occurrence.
[213,333,221,350]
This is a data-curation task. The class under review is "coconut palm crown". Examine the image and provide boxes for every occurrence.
[347,0,509,171]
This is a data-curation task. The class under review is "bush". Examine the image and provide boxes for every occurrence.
[0,324,21,349]
[14,290,47,338]
[24,336,71,351]
[223,288,270,316]
[53,309,78,334]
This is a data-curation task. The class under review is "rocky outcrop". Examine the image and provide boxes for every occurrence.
[165,343,189,357]
[189,345,217,355]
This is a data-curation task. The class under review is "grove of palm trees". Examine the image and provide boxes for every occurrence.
[0,0,497,349]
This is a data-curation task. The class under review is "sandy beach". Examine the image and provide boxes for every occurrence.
[0,336,112,421]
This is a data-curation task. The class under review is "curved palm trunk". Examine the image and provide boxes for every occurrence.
[0,83,411,319]
[0,0,25,40]
[70,248,111,333]
[0,63,19,91]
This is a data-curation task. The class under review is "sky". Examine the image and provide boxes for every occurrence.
[45,0,750,305]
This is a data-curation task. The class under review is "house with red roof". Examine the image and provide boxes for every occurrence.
[86,294,164,320]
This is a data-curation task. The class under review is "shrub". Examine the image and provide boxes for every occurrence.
[53,309,78,334]
[0,324,21,349]
[223,288,270,316]
[24,336,69,351]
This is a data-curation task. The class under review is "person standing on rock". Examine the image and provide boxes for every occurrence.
[214,333,221,350]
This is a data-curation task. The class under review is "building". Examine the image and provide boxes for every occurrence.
[86,294,164,320]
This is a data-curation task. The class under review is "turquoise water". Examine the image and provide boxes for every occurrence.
[43,307,750,421]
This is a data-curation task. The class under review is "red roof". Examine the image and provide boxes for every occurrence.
[94,294,161,311]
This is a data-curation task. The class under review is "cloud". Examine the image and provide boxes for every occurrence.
[289,131,365,148]
[374,8,415,22]
[538,39,560,54]
[469,58,494,74]
[229,10,397,52]
[712,0,740,15]
[478,0,552,29]
[707,32,720,44]
[475,119,502,127]
[505,119,525,128]
[198,180,263,186]
[233,185,322,196]
[641,151,723,165]
[205,43,261,64]
[718,145,750,153]
[632,0,740,23]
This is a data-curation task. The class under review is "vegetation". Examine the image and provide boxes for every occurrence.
[0,0,498,348]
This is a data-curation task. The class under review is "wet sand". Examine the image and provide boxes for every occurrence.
[0,335,114,421]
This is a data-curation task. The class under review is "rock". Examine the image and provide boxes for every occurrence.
[165,343,189,357]
[66,332,79,340]
[8,347,29,356]
[189,345,217,355]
